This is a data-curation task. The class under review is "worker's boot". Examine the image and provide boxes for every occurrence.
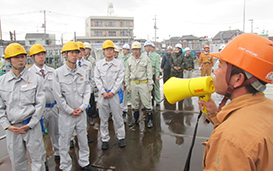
[129,110,139,127]
[147,112,153,128]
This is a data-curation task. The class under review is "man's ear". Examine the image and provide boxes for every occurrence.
[62,52,67,58]
[6,58,11,65]
[233,73,245,88]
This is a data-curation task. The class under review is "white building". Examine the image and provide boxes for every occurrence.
[25,33,56,46]
[77,16,134,48]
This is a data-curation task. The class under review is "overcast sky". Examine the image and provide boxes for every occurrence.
[1,0,273,44]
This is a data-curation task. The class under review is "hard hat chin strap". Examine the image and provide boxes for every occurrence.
[65,52,76,64]
[218,63,233,111]
[32,56,43,67]
[8,59,24,71]
[218,63,265,111]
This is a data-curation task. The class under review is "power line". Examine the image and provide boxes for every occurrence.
[0,11,40,17]
[49,11,86,19]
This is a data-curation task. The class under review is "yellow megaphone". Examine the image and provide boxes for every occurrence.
[163,76,215,113]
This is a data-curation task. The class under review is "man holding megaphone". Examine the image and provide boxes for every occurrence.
[199,34,273,171]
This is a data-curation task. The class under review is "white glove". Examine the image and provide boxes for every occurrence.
[198,67,201,70]
[127,85,131,93]
[148,85,153,92]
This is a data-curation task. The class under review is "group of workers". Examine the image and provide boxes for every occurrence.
[0,33,273,171]
[0,38,166,171]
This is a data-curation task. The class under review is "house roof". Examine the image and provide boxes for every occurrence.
[180,35,200,41]
[25,33,49,39]
[168,37,180,42]
[212,29,244,41]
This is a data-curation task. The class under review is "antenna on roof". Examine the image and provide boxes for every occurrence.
[107,3,114,16]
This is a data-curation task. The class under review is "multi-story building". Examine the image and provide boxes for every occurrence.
[77,16,134,49]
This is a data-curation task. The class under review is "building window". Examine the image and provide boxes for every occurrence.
[95,41,103,43]
[94,21,103,27]
[95,31,103,37]
[108,31,116,37]
[108,21,116,27]
[120,30,129,36]
[125,22,131,27]
[29,40,36,45]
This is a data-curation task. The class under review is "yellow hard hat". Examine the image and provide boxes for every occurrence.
[29,44,46,56]
[4,43,27,59]
[61,41,80,53]
[77,41,85,49]
[83,42,92,49]
[131,41,141,49]
[102,40,114,50]
[114,45,120,52]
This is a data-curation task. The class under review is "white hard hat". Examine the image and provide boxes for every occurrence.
[219,44,226,50]
[184,47,190,52]
[131,41,141,49]
[151,43,155,48]
[175,43,182,49]
[122,43,130,50]
[167,46,173,50]
[83,42,92,49]
[144,40,153,47]
[114,45,120,52]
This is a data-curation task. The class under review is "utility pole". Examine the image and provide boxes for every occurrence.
[153,15,158,44]
[43,10,47,45]
[61,33,63,45]
[249,19,253,33]
[13,30,16,41]
[0,18,2,40]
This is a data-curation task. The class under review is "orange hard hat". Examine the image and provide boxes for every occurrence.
[204,45,209,49]
[210,33,273,84]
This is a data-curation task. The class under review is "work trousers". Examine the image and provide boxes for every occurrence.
[201,64,212,76]
[184,70,193,109]
[163,70,171,83]
[59,110,90,171]
[121,86,128,112]
[6,122,46,171]
[44,106,59,156]
[131,81,152,110]
[98,93,125,142]
[87,93,97,117]
[154,77,161,104]
[171,71,184,110]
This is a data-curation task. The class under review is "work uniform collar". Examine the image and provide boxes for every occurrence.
[217,92,266,123]
[146,51,151,57]
[84,53,90,59]
[64,63,79,76]
[7,67,27,81]
[77,58,83,66]
[34,64,46,73]
[175,51,182,56]
[102,58,114,66]
[123,53,129,57]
